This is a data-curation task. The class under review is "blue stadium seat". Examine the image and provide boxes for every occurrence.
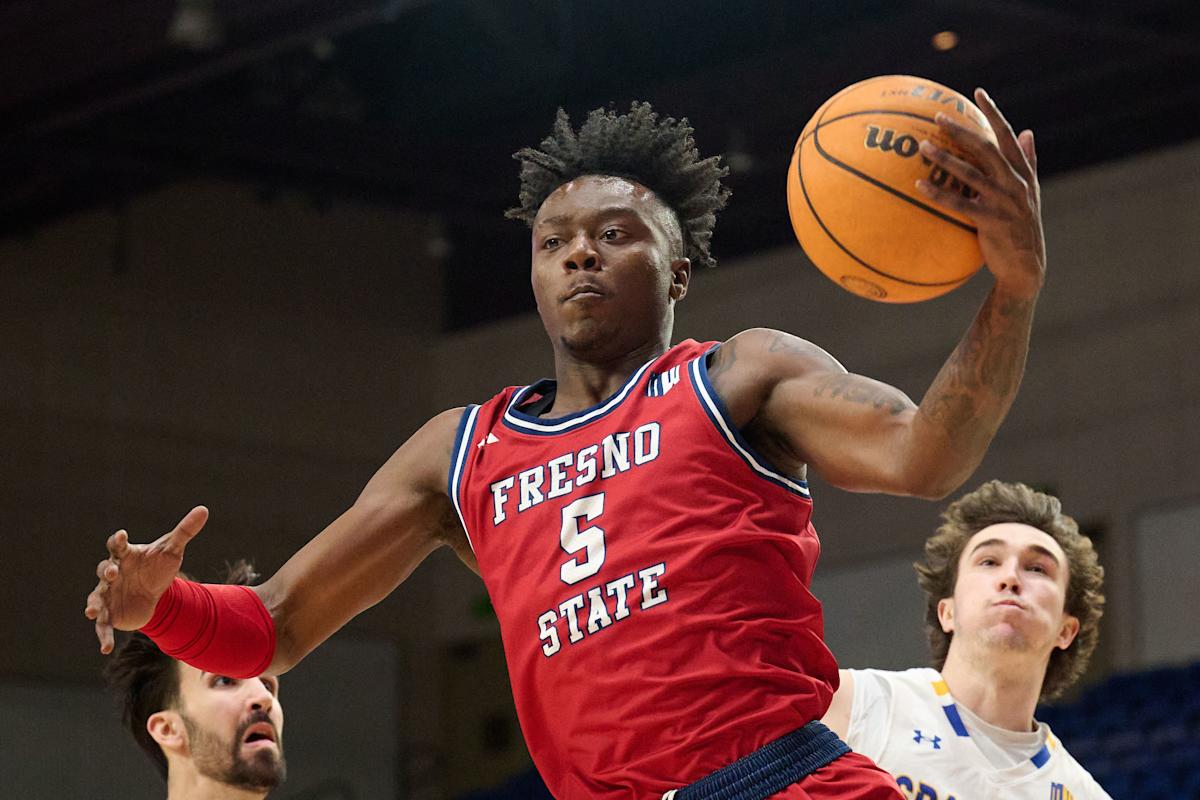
[1037,659,1200,798]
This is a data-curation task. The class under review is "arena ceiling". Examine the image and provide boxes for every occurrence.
[3,0,1198,327]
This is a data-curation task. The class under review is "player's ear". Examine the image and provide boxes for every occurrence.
[1055,613,1080,650]
[148,710,186,752]
[669,258,690,302]
[937,598,955,633]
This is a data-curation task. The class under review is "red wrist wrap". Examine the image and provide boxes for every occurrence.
[141,578,276,679]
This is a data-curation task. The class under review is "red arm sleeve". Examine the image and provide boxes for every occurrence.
[141,578,276,678]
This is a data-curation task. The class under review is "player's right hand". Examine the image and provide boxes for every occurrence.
[84,506,209,654]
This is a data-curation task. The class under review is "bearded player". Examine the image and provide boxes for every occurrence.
[822,481,1111,799]
[106,561,286,799]
[86,89,1045,799]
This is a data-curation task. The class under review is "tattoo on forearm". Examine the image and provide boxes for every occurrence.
[921,288,1035,439]
[813,374,910,415]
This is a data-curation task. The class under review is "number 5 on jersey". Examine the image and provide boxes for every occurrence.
[560,493,605,584]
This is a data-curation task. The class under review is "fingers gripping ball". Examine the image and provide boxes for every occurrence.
[787,75,996,302]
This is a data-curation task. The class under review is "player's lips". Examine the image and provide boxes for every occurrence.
[241,722,278,749]
[992,599,1027,611]
[562,282,607,302]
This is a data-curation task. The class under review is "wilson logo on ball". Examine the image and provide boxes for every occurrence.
[864,126,920,157]
[786,74,996,303]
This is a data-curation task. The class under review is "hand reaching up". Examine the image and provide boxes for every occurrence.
[84,506,209,654]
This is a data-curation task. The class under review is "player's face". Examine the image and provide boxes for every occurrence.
[176,665,286,791]
[941,523,1079,657]
[531,175,689,359]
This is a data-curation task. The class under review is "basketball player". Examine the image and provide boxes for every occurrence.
[822,481,1111,799]
[86,88,1045,798]
[105,561,286,799]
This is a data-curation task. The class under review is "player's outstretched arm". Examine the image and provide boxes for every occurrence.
[84,408,471,675]
[257,407,471,673]
[709,90,1042,499]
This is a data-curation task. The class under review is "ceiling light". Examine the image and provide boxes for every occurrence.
[168,0,223,51]
[931,30,959,51]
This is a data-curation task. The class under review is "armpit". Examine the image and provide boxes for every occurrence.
[742,414,808,483]
[432,499,479,574]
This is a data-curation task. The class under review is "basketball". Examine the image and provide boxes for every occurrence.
[787,75,995,302]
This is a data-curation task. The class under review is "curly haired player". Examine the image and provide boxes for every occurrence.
[86,91,1045,799]
[823,480,1111,800]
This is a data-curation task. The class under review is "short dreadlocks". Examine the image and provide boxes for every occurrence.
[507,101,731,270]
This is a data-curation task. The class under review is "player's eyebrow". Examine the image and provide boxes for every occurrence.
[537,207,639,227]
[969,538,1061,567]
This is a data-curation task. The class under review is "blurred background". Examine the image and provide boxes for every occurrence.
[2,1,1199,797]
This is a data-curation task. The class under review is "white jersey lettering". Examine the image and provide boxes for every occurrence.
[536,563,670,658]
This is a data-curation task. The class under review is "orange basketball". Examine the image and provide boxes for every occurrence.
[786,75,995,302]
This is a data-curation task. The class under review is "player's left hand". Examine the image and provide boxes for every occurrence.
[83,506,208,654]
[916,87,1045,301]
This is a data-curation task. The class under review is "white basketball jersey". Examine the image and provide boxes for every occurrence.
[846,667,1111,800]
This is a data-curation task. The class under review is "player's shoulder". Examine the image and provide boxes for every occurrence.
[398,408,471,491]
[722,328,829,359]
[843,667,937,756]
[425,406,472,441]
[1043,731,1115,800]
[849,665,940,689]
[716,328,846,377]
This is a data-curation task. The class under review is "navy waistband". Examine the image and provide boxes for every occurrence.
[667,720,850,800]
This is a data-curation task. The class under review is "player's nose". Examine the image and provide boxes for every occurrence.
[996,558,1022,593]
[246,681,274,712]
[563,233,600,271]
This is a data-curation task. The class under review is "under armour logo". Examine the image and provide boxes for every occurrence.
[913,729,942,749]
[476,432,500,449]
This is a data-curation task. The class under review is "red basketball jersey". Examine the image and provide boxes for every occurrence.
[450,339,840,798]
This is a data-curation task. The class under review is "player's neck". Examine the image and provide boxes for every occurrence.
[548,339,668,416]
[940,646,1047,732]
[166,765,268,800]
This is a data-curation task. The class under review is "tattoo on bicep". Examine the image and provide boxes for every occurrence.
[813,374,910,415]
[767,332,793,353]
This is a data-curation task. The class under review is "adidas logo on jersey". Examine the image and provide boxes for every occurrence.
[477,432,500,449]
[646,366,681,397]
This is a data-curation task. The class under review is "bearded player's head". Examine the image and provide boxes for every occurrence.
[106,561,286,797]
[508,102,731,362]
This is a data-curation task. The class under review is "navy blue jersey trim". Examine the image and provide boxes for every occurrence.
[688,346,811,498]
[501,355,659,436]
[448,405,480,553]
